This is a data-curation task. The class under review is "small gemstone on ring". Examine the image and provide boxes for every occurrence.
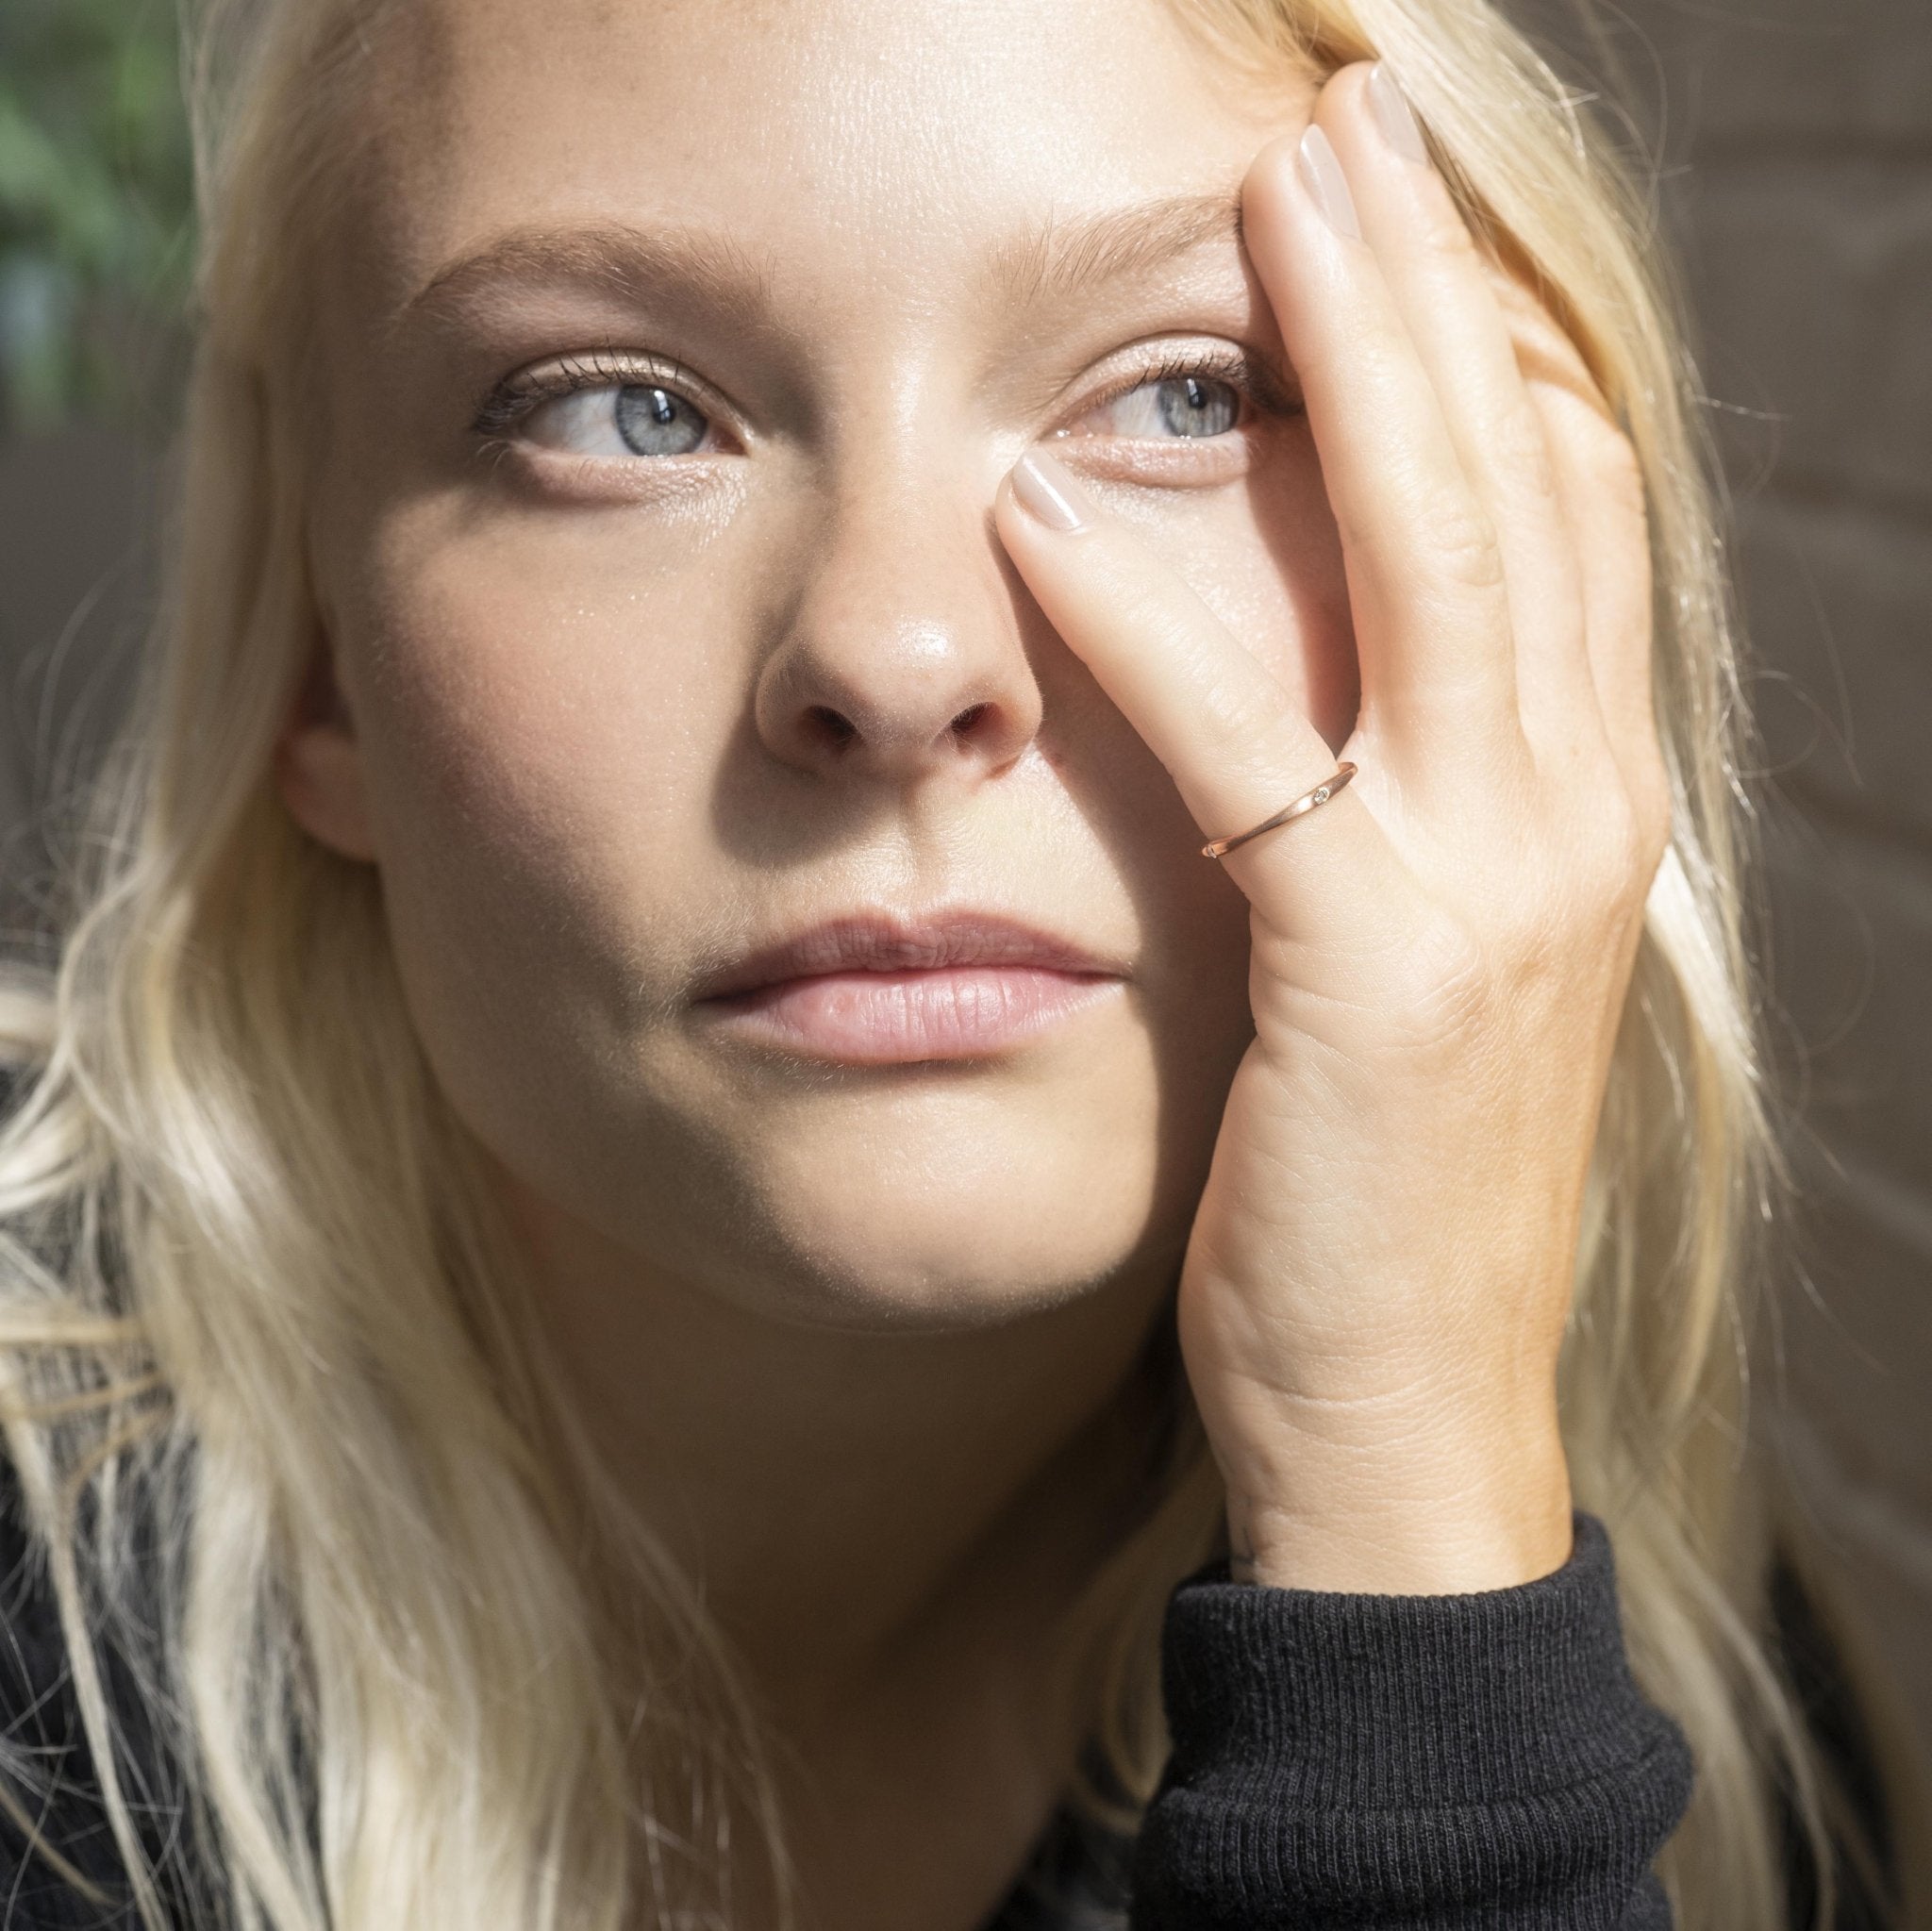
[1312,787,1330,803]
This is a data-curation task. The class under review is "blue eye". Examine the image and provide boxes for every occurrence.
[510,378,713,459]
[613,385,709,457]
[1072,367,1251,441]
[1155,375,1241,438]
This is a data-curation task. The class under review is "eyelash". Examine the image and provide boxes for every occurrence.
[470,342,1301,451]
[1081,344,1304,427]
[472,347,703,442]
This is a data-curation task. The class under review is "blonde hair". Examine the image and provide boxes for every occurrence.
[0,0,1850,1925]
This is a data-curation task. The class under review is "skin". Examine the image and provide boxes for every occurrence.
[276,0,1665,1923]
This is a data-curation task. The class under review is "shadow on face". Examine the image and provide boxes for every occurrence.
[281,0,1357,1332]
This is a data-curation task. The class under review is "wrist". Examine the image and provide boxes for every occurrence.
[1219,1422,1574,1595]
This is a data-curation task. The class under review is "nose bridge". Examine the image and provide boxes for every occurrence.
[754,437,1041,782]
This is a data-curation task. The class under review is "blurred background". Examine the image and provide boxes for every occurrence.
[0,0,189,892]
[1,0,1927,1902]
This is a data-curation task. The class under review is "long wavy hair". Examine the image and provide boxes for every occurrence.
[0,0,1850,1924]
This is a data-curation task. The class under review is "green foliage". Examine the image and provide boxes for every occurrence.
[0,0,195,433]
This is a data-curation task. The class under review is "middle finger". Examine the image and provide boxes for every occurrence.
[1318,62,1601,774]
[1241,107,1530,797]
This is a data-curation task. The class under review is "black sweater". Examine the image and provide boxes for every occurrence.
[992,1512,1688,1929]
[0,1488,1889,1929]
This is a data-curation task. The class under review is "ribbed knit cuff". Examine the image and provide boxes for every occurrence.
[1130,1511,1692,1929]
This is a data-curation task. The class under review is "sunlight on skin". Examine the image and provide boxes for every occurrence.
[273,1,1656,1922]
[278,6,1341,1915]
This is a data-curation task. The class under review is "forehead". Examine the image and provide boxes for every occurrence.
[353,0,1310,323]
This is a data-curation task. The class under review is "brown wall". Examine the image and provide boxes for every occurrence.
[1519,0,1932,1870]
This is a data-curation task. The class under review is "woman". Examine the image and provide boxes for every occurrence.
[0,0,1884,1924]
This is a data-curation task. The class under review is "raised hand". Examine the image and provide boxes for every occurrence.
[992,61,1667,1595]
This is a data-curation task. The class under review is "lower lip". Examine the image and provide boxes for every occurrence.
[701,965,1121,1063]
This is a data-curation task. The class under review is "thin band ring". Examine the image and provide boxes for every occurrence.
[1201,762,1358,859]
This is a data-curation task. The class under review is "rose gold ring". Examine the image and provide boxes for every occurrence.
[1200,761,1357,859]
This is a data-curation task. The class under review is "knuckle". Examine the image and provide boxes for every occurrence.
[1111,576,1188,641]
[1194,670,1280,756]
[1417,495,1507,595]
[1524,341,1652,534]
[1492,402,1561,504]
[1564,412,1648,534]
[1591,430,1649,535]
[1490,258,1554,329]
[1348,327,1423,407]
[1597,730,1674,883]
[1591,790,1648,889]
[1384,916,1494,1053]
[1421,194,1485,270]
[1572,781,1665,926]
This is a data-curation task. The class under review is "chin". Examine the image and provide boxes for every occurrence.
[442,1007,1213,1338]
[699,1094,1174,1333]
[726,1216,1137,1337]
[503,1013,1166,1328]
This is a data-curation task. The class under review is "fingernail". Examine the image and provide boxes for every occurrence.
[1009,450,1089,532]
[1296,125,1360,241]
[1369,63,1428,165]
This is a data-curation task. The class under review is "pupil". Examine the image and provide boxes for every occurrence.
[615,384,706,457]
[1157,375,1238,439]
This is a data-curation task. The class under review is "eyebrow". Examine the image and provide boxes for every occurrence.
[392,222,780,339]
[394,190,1247,335]
[985,191,1245,310]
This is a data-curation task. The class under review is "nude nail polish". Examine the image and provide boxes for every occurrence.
[1010,450,1088,532]
[1369,63,1429,165]
[1296,125,1361,241]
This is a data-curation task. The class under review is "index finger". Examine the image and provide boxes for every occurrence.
[993,449,1410,941]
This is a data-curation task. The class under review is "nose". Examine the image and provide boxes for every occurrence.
[753,460,1044,786]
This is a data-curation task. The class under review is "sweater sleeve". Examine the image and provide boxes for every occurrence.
[1129,1512,1692,1929]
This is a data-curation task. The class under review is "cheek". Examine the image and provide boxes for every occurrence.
[331,511,759,1144]
[349,522,735,944]
[1159,427,1356,746]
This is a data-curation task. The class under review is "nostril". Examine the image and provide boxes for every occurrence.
[806,704,858,749]
[950,702,991,739]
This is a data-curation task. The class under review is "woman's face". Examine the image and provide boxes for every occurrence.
[291,0,1354,1329]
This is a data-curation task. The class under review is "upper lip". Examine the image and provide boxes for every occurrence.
[694,910,1124,1002]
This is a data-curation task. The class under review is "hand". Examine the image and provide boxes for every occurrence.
[991,62,1668,1594]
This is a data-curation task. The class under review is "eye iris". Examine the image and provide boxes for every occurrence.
[1156,375,1239,438]
[614,384,708,457]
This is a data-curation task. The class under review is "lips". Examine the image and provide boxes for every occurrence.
[692,910,1126,1063]
[693,910,1120,1003]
